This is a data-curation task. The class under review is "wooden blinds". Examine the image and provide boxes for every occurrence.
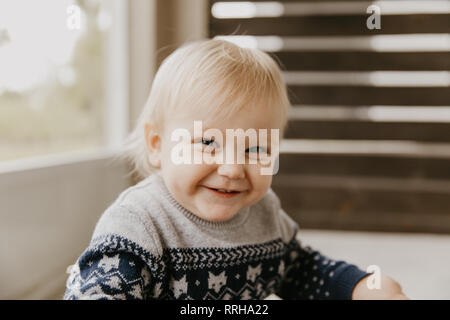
[208,0,450,233]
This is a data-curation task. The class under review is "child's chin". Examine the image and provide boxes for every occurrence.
[202,208,239,222]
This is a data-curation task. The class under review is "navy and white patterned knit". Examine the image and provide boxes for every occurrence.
[64,172,370,300]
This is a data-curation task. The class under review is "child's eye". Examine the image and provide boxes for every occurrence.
[202,138,215,146]
[200,138,219,152]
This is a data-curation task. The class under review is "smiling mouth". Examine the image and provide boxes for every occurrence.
[203,186,243,197]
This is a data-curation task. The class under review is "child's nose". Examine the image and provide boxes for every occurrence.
[217,163,245,180]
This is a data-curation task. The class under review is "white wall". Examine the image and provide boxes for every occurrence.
[0,151,130,299]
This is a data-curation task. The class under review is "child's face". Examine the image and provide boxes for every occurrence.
[151,106,281,223]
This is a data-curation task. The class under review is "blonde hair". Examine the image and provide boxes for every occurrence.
[122,39,291,180]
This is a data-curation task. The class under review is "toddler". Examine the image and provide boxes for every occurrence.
[64,39,407,300]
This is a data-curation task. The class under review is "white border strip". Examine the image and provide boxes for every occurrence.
[214,34,450,52]
[282,71,450,87]
[105,0,129,148]
[280,139,450,158]
[0,147,122,175]
[288,106,450,123]
[212,1,450,18]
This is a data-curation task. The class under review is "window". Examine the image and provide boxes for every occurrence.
[0,0,127,162]
[0,0,148,299]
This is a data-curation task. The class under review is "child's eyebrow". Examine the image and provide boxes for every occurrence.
[190,127,219,138]
[190,127,276,141]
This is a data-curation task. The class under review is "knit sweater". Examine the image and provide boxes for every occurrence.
[63,172,370,300]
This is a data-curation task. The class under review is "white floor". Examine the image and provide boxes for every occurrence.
[296,229,450,300]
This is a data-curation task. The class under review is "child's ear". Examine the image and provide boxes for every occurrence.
[144,123,161,168]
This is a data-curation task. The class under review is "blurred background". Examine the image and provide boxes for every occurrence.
[0,0,449,299]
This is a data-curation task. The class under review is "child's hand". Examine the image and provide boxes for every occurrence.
[351,274,409,300]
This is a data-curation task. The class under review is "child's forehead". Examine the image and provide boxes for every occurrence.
[167,106,281,132]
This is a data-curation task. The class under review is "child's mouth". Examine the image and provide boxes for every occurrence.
[204,187,241,198]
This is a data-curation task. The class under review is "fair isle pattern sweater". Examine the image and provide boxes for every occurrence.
[64,172,370,300]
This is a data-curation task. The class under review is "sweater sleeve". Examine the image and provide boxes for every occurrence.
[63,235,153,300]
[275,208,371,300]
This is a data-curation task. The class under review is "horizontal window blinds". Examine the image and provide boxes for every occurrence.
[209,0,450,233]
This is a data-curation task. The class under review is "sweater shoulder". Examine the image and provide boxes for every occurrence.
[90,174,164,257]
